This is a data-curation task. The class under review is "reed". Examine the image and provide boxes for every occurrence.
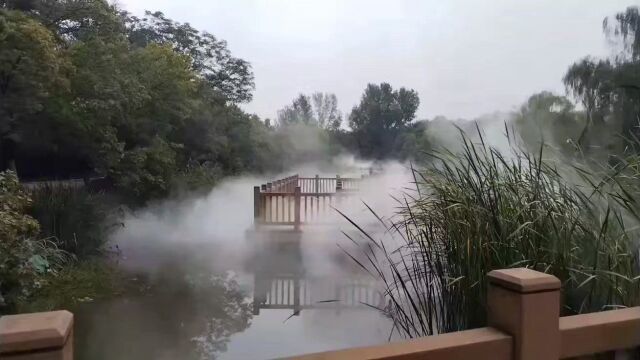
[344,129,640,338]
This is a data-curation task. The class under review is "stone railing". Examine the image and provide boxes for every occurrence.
[2,269,639,359]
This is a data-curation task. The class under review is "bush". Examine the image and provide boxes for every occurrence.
[28,184,112,260]
[0,171,68,313]
[171,161,223,194]
[347,132,640,338]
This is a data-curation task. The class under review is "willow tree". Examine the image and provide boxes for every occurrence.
[564,6,640,150]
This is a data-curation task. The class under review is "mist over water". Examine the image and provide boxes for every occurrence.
[74,159,421,359]
[76,118,553,359]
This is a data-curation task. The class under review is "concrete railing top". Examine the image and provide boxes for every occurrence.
[0,310,73,357]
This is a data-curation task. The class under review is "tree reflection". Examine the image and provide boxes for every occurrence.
[188,273,252,359]
[75,265,252,360]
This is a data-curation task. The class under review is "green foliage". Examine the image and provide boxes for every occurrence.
[347,133,640,338]
[2,0,125,42]
[126,10,255,103]
[604,6,640,61]
[172,161,223,193]
[17,260,124,313]
[564,6,640,150]
[277,92,342,130]
[28,184,112,259]
[0,171,68,313]
[349,83,420,158]
[110,137,178,202]
[514,91,587,155]
[391,121,431,161]
[0,9,70,170]
[0,2,271,204]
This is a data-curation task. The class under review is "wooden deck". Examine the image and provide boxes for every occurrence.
[254,174,362,229]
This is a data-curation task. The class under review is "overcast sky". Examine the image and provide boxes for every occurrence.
[117,0,639,121]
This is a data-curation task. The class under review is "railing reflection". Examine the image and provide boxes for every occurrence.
[250,240,384,316]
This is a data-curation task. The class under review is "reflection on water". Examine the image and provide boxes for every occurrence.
[252,240,384,316]
[75,265,253,360]
[74,231,391,359]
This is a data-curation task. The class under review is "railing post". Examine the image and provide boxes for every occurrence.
[294,186,301,230]
[487,268,561,360]
[267,182,272,192]
[254,186,261,224]
[315,174,319,193]
[0,310,74,360]
[293,277,301,316]
[336,174,342,191]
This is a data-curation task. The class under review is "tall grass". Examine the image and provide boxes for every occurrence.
[345,130,640,338]
[28,184,114,259]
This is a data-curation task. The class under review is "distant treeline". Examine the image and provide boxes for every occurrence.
[1,1,639,203]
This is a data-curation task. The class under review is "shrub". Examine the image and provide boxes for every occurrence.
[171,160,223,194]
[0,171,67,313]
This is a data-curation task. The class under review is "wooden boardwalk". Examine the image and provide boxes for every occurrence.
[253,174,362,229]
[251,174,383,315]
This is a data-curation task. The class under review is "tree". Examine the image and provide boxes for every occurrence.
[0,2,278,204]
[277,94,313,127]
[348,83,419,158]
[564,6,640,150]
[311,92,342,130]
[604,6,640,62]
[125,11,254,103]
[513,92,585,154]
[2,0,125,42]
[0,10,70,172]
[277,92,343,130]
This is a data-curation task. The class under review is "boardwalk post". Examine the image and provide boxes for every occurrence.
[315,174,320,193]
[487,268,561,360]
[267,182,272,192]
[254,186,261,224]
[293,277,301,315]
[294,186,301,230]
[0,310,74,360]
[336,174,342,191]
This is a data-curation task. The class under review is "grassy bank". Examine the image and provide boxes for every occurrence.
[17,260,125,313]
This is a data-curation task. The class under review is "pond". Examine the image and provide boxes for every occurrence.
[72,229,393,359]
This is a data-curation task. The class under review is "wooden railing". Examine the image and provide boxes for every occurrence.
[254,174,361,228]
[286,268,640,360]
[252,274,383,315]
[2,268,639,359]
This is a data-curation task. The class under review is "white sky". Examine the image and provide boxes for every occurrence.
[117,0,640,121]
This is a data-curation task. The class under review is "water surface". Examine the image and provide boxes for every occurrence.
[74,229,392,359]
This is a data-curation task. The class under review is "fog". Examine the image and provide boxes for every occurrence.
[91,154,419,359]
[116,0,636,120]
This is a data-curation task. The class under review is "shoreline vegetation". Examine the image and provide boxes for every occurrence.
[345,130,640,337]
